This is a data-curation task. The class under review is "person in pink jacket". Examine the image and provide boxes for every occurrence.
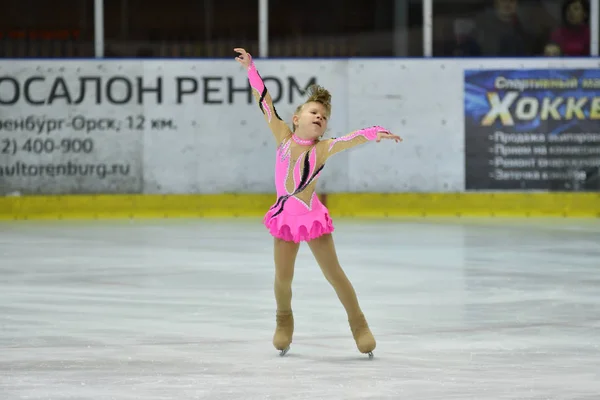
[550,0,590,56]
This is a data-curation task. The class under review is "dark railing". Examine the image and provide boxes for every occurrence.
[0,29,425,59]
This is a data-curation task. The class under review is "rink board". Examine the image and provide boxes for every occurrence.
[1,58,599,219]
[1,58,599,196]
[1,192,599,220]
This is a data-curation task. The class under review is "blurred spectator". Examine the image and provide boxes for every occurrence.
[475,0,531,56]
[442,18,482,56]
[550,0,590,56]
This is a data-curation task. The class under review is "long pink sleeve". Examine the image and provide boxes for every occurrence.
[247,60,291,144]
[318,126,390,159]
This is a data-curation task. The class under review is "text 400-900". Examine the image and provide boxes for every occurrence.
[1,138,94,155]
[0,115,177,134]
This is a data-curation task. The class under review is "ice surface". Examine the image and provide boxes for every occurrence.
[1,217,599,399]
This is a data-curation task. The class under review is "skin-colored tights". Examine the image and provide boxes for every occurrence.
[273,234,362,318]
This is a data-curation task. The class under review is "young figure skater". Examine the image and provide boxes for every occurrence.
[234,48,402,358]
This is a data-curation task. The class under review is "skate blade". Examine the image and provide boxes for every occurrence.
[367,351,374,359]
[279,346,290,357]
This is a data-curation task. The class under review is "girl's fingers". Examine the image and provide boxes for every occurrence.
[380,133,402,143]
[234,48,250,58]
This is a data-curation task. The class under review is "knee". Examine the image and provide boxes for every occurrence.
[322,264,346,286]
[275,268,294,285]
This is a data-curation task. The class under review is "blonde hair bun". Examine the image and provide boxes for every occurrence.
[307,84,331,104]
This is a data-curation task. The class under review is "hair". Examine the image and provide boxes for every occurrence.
[292,84,332,133]
[543,41,562,56]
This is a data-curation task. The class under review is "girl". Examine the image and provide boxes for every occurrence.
[234,48,401,358]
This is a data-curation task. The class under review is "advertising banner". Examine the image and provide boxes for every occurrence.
[3,60,599,196]
[464,69,600,191]
[0,60,331,195]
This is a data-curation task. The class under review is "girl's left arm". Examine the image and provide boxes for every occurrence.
[316,126,396,160]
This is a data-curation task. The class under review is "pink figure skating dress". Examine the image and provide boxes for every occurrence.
[247,61,389,243]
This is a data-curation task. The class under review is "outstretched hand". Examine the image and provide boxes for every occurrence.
[234,48,252,69]
[376,130,402,143]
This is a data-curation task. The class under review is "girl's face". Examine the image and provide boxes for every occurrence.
[293,101,329,140]
[566,1,585,25]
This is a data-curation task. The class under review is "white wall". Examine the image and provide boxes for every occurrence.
[0,58,598,195]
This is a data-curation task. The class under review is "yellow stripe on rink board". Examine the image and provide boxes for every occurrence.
[0,192,598,220]
[0,194,275,220]
[327,193,600,218]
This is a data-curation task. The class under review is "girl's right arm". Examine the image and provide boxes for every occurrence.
[235,48,291,145]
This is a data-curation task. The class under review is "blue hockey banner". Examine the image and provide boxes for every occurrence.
[464,69,600,191]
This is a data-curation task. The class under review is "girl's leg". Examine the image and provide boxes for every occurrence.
[272,237,300,351]
[307,233,376,354]
[273,237,300,311]
[307,233,361,316]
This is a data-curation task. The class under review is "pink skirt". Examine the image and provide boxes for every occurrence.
[263,195,334,243]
